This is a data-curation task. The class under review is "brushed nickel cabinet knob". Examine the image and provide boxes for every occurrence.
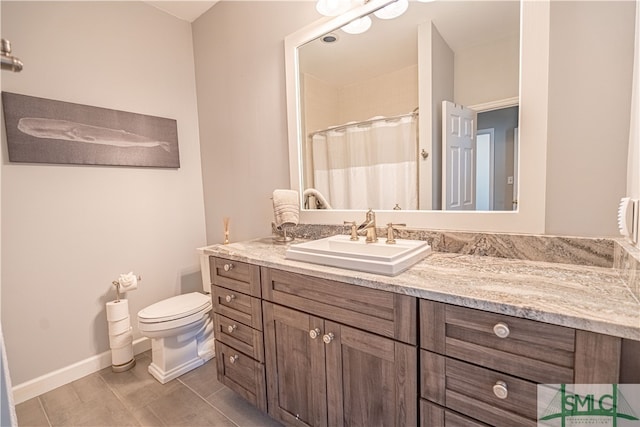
[322,332,335,344]
[493,322,510,338]
[309,328,321,339]
[493,381,508,399]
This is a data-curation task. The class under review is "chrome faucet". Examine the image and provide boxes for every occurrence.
[357,209,378,243]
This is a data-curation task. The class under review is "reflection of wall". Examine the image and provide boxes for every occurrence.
[303,65,418,129]
[430,24,454,210]
[478,107,519,211]
[455,35,520,107]
[419,22,454,210]
[338,65,418,123]
[302,73,339,135]
[302,73,339,190]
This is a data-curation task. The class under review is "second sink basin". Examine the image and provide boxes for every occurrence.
[285,234,431,276]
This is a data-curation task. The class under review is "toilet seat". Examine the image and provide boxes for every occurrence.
[138,292,212,332]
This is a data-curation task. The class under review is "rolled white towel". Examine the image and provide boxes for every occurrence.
[272,189,299,228]
[118,272,138,292]
[303,188,332,209]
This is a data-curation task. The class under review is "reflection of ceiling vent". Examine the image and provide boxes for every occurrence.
[1,39,23,72]
[321,33,339,44]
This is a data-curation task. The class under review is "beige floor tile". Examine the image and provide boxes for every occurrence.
[130,406,166,427]
[51,399,139,427]
[40,373,137,426]
[144,383,235,427]
[15,397,50,427]
[21,350,285,427]
[177,358,225,399]
[99,354,182,411]
[207,387,283,427]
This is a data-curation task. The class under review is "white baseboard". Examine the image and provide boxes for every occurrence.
[12,338,150,404]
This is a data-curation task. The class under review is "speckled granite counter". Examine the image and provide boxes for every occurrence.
[201,237,640,341]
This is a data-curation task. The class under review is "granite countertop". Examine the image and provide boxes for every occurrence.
[202,237,640,341]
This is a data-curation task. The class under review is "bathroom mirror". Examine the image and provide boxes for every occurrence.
[286,0,550,232]
[296,0,520,212]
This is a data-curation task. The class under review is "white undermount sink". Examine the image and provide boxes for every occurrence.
[285,234,432,276]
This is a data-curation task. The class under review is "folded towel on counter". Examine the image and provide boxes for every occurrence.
[272,189,299,229]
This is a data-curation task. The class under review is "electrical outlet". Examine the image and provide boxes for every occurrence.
[507,176,514,185]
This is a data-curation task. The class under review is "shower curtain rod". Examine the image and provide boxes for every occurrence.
[309,108,418,139]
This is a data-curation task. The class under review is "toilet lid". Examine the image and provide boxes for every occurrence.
[138,292,212,323]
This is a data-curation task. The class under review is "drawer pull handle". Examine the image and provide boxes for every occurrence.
[493,381,508,399]
[223,263,234,272]
[225,294,235,303]
[229,354,239,364]
[309,328,321,339]
[493,322,510,338]
[227,324,237,334]
[322,333,335,344]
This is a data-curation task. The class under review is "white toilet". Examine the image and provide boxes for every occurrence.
[137,254,215,384]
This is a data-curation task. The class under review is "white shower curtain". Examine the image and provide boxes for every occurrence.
[311,115,418,210]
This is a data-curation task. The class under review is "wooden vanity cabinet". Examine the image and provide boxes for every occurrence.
[418,300,624,427]
[210,257,267,411]
[208,254,636,427]
[262,268,417,427]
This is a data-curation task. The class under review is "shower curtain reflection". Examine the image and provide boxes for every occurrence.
[310,114,418,210]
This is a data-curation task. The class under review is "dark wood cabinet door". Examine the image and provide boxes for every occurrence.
[263,302,327,427]
[324,321,417,427]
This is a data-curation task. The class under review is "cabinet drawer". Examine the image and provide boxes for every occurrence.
[261,267,416,344]
[422,350,537,427]
[213,313,264,362]
[421,400,489,427]
[215,341,266,412]
[211,257,261,297]
[420,300,575,383]
[212,285,263,330]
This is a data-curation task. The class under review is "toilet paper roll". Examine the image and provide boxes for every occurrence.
[108,316,131,335]
[106,300,129,321]
[111,345,134,366]
[109,330,133,349]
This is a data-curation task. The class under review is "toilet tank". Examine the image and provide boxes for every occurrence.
[197,248,212,294]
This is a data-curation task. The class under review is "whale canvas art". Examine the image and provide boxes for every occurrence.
[2,92,180,168]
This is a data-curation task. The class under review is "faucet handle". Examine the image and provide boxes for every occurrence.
[344,221,359,241]
[385,223,406,244]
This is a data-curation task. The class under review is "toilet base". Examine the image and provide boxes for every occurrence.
[148,356,206,384]
[145,317,215,384]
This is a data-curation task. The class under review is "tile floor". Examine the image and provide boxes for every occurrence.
[15,351,283,427]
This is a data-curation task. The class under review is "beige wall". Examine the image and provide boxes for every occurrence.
[545,0,636,236]
[1,1,206,385]
[192,1,318,245]
[454,34,520,107]
[338,65,418,123]
[302,73,339,136]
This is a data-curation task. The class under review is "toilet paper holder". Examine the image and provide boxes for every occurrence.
[112,275,142,302]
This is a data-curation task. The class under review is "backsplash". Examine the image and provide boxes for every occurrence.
[276,223,616,268]
[614,239,640,301]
